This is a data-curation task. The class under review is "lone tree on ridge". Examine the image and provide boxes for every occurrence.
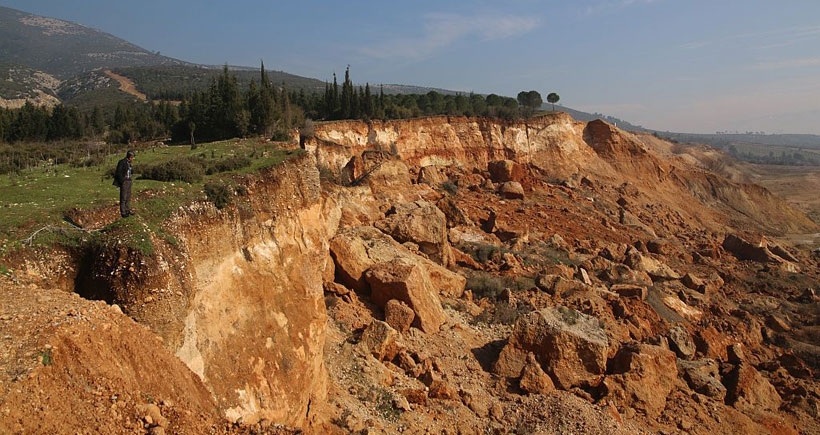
[547,92,560,111]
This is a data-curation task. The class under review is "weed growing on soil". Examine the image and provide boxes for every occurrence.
[38,348,52,366]
[376,389,402,421]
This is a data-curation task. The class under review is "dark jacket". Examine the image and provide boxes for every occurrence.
[113,157,132,187]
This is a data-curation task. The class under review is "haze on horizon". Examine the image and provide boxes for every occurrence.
[2,0,819,135]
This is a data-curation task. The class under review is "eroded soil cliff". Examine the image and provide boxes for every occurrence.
[2,115,819,434]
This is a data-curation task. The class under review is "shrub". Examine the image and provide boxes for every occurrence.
[140,156,205,183]
[440,180,458,195]
[204,181,233,209]
[206,156,251,174]
[271,129,291,142]
[466,271,506,299]
[458,242,503,264]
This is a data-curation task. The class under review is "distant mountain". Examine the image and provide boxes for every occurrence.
[0,6,188,79]
[555,105,647,132]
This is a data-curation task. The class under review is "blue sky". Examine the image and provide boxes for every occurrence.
[3,0,820,134]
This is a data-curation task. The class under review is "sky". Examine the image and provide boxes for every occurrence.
[2,0,820,134]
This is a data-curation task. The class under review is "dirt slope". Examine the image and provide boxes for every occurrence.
[103,69,148,101]
[1,115,819,434]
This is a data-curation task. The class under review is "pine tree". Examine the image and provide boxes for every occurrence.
[341,66,354,119]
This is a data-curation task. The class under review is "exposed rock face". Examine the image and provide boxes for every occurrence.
[375,200,454,266]
[498,181,525,200]
[667,324,696,359]
[359,320,402,360]
[163,154,332,426]
[384,299,415,334]
[330,226,465,298]
[308,116,818,235]
[8,154,334,430]
[488,159,525,183]
[724,363,782,413]
[519,353,556,395]
[677,359,726,400]
[365,259,448,333]
[6,114,820,434]
[722,233,800,273]
[604,342,678,419]
[495,307,609,389]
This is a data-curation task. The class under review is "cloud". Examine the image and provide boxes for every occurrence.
[680,40,710,50]
[583,0,659,16]
[682,25,820,52]
[753,57,820,70]
[358,12,539,60]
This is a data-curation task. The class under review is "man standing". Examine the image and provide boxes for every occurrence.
[113,150,135,217]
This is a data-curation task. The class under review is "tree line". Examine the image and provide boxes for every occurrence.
[0,63,559,147]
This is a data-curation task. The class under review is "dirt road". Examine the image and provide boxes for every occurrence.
[103,69,147,101]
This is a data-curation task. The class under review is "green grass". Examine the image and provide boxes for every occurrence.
[0,138,300,250]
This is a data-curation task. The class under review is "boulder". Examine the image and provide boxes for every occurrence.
[646,238,672,255]
[365,259,448,333]
[498,181,525,200]
[724,363,782,413]
[722,234,797,268]
[488,159,525,183]
[677,359,726,400]
[625,247,681,280]
[667,324,696,359]
[330,226,465,298]
[619,209,657,237]
[375,200,454,266]
[535,274,586,296]
[494,307,608,389]
[436,197,470,228]
[519,353,555,395]
[384,299,415,334]
[417,165,449,186]
[727,343,746,364]
[681,273,707,293]
[598,264,653,287]
[359,320,402,360]
[609,283,647,300]
[604,342,678,419]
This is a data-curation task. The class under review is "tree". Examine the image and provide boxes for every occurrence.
[517,90,542,116]
[547,92,560,111]
[189,121,196,149]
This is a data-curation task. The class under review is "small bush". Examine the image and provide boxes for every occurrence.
[205,156,251,175]
[458,242,503,264]
[466,271,506,299]
[204,181,233,209]
[140,157,205,183]
[440,180,458,195]
[473,301,530,325]
[271,129,291,142]
[39,348,53,366]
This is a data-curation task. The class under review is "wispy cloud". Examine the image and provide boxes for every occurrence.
[358,12,539,60]
[680,40,710,50]
[583,0,660,16]
[753,57,820,70]
[681,25,820,51]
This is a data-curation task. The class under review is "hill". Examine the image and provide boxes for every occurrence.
[0,6,188,79]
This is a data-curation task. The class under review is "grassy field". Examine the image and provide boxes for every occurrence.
[0,138,300,248]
